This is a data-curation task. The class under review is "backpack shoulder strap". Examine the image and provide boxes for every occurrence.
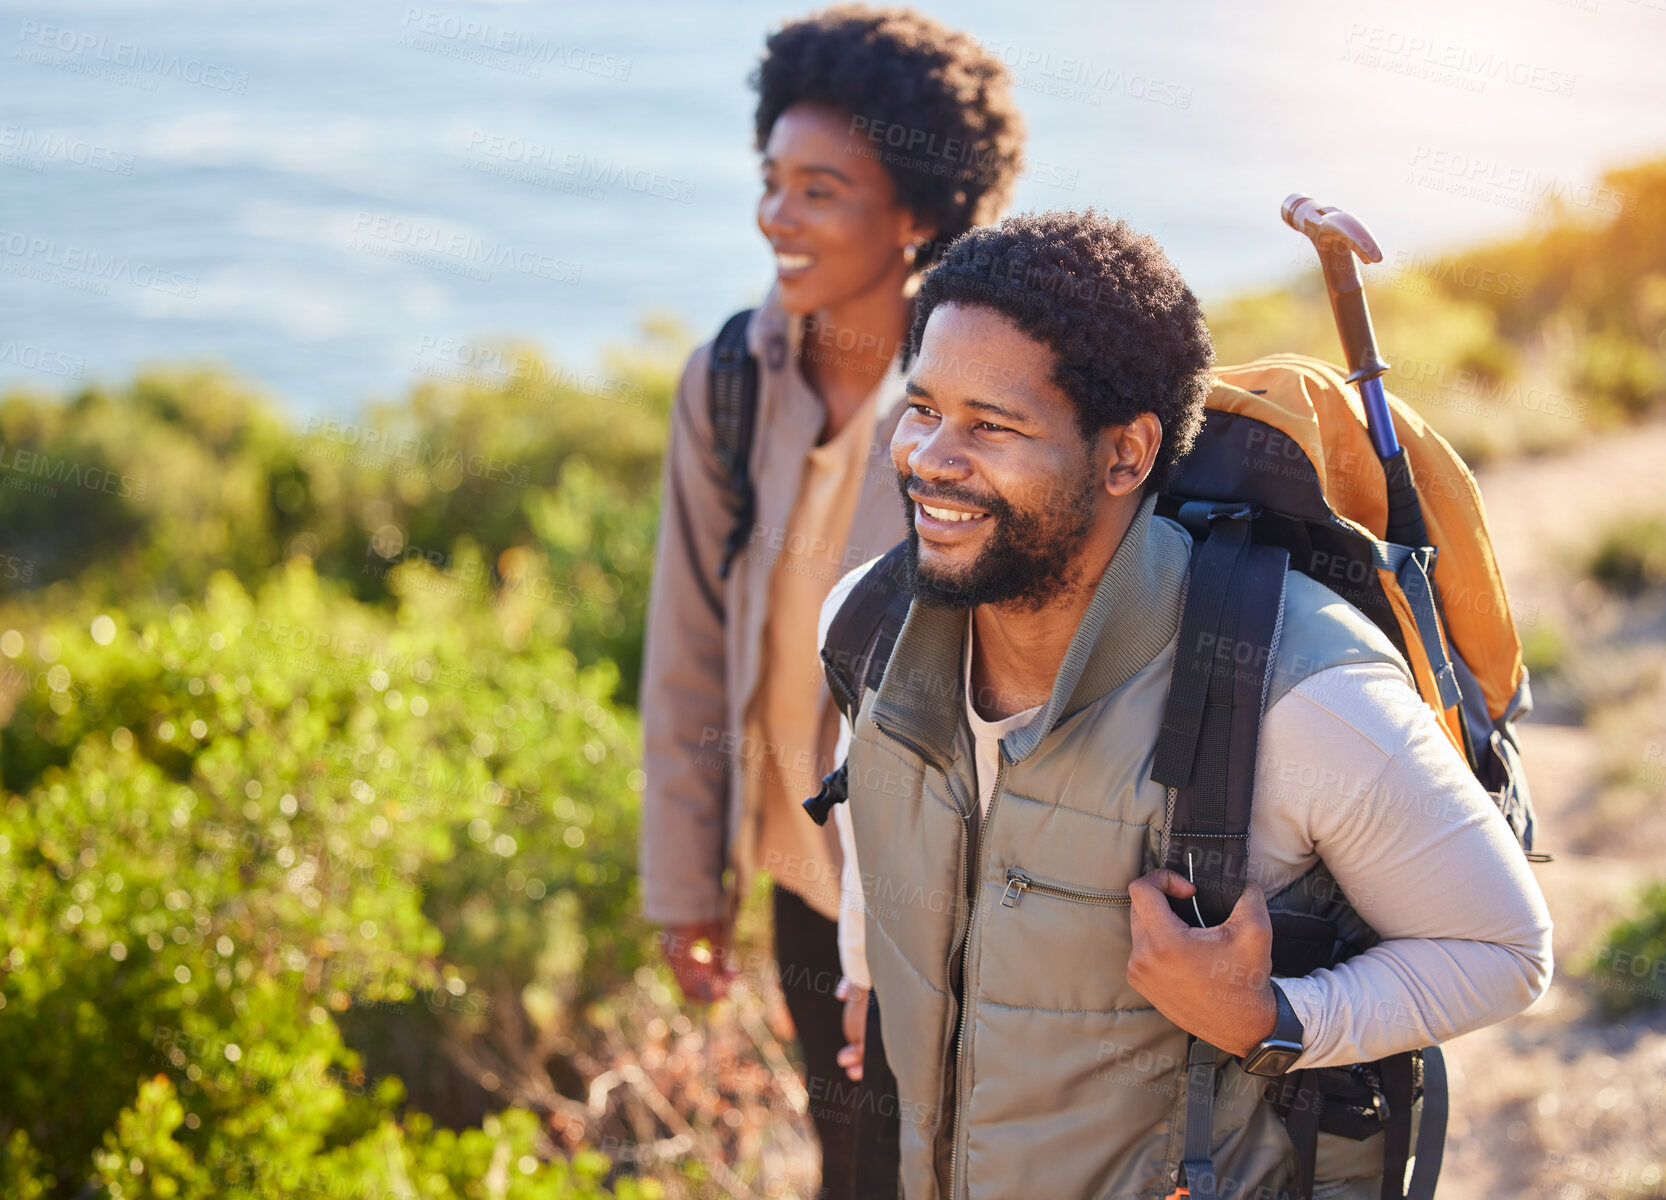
[1152,502,1288,928]
[802,543,912,826]
[1150,503,1288,1200]
[1154,506,1450,1200]
[821,544,913,724]
[708,308,759,580]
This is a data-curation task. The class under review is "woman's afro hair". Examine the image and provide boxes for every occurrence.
[910,209,1215,494]
[751,5,1026,270]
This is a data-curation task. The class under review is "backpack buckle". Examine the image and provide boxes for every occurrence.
[802,761,849,827]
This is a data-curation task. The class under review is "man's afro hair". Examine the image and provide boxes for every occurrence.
[909,209,1215,494]
[751,5,1026,271]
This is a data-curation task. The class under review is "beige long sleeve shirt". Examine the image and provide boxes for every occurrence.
[744,383,884,919]
[824,560,1553,1071]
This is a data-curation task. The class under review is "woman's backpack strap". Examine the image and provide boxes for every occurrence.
[709,308,759,580]
[804,544,912,826]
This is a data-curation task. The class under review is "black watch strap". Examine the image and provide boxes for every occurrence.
[1241,981,1305,1077]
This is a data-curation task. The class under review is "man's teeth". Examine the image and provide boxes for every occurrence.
[776,253,815,270]
[921,504,987,522]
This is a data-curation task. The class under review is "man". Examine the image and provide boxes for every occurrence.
[821,210,1553,1199]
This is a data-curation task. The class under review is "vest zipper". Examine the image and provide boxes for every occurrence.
[999,868,1132,909]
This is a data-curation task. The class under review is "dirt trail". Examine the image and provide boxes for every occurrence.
[1433,422,1666,1198]
[1474,420,1666,628]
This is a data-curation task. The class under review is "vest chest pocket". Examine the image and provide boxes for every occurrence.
[975,866,1147,1013]
[1000,868,1130,910]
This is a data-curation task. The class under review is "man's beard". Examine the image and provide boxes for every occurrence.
[897,456,1099,612]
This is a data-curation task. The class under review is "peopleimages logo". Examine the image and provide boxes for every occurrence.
[974,39,1193,108]
[347,212,583,286]
[1386,356,1589,424]
[1386,249,1524,298]
[14,20,250,92]
[398,8,631,80]
[1342,24,1576,96]
[303,415,534,487]
[412,335,647,406]
[1408,147,1634,218]
[463,131,696,204]
[0,125,135,174]
[0,229,199,297]
[0,445,147,499]
[0,339,84,379]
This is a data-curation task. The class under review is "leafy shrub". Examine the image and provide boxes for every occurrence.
[0,557,652,1196]
[1519,617,1568,679]
[0,333,679,707]
[80,1080,659,1200]
[1587,882,1666,1018]
[0,370,289,601]
[1587,516,1666,595]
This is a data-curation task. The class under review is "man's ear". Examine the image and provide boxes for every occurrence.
[1100,413,1163,498]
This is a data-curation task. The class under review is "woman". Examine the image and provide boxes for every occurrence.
[638,6,1024,1194]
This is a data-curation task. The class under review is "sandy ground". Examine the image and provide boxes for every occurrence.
[1432,423,1666,1198]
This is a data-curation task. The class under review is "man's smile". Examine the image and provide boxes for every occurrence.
[910,492,993,538]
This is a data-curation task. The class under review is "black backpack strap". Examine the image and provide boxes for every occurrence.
[1376,1052,1417,1200]
[1154,509,1454,1200]
[1404,1046,1448,1200]
[1152,502,1288,927]
[709,308,759,580]
[821,543,913,724]
[803,543,912,826]
[1282,1071,1327,1200]
[1151,504,1286,1200]
[1180,1036,1224,1200]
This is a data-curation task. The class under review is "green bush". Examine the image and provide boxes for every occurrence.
[1586,882,1666,1017]
[0,333,679,707]
[1519,617,1568,679]
[1587,516,1666,595]
[0,557,653,1196]
[79,1081,659,1200]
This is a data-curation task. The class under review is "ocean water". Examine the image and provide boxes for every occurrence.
[2,0,1663,417]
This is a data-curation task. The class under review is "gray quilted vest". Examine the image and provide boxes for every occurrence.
[845,495,1411,1200]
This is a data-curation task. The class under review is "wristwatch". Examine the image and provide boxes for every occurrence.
[1240,981,1305,1077]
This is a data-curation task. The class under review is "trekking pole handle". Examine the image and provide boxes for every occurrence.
[1281,194,1398,458]
[1281,195,1383,264]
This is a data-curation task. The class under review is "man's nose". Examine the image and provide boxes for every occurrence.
[906,427,974,482]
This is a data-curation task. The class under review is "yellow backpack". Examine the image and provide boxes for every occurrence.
[1162,353,1536,845]
[1148,353,1539,1200]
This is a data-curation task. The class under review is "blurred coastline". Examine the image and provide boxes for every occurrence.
[5,0,1666,414]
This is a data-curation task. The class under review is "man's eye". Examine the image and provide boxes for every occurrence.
[806,188,833,200]
[976,421,1010,433]
[908,403,939,419]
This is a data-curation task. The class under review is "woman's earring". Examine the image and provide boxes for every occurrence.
[904,239,926,266]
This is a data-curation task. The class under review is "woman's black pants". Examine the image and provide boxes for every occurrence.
[771,885,899,1200]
